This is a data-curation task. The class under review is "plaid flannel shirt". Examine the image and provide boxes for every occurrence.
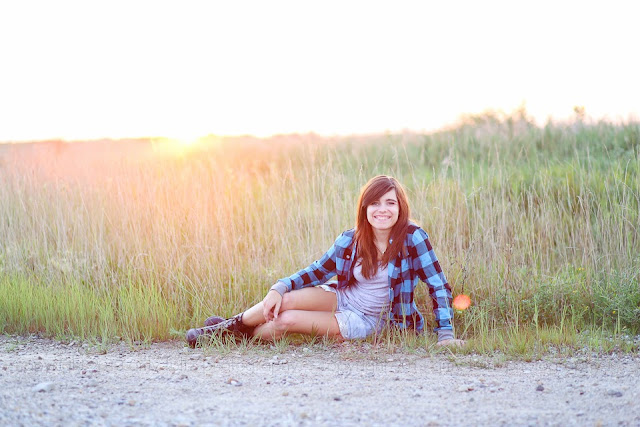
[277,223,453,332]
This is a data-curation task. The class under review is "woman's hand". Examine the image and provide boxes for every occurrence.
[262,289,283,322]
[436,339,466,347]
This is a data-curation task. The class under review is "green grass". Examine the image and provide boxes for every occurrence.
[0,112,639,354]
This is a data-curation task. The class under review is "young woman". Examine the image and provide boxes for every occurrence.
[186,175,463,347]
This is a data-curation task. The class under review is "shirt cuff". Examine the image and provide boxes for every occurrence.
[269,281,288,297]
[437,329,454,342]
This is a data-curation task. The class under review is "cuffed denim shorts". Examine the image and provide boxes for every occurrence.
[319,284,387,340]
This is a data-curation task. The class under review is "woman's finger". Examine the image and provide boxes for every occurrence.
[263,303,273,321]
[262,297,274,320]
[273,299,282,319]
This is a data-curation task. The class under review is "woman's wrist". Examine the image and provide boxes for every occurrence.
[269,281,288,297]
[437,329,454,342]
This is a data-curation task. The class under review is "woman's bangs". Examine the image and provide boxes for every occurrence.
[361,181,395,208]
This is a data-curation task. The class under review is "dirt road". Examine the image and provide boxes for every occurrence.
[1,335,638,426]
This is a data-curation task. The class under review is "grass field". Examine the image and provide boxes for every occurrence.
[1,111,639,354]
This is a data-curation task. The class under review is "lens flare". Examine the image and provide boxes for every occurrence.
[453,294,471,311]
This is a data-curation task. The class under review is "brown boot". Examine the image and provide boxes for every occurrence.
[186,313,254,348]
[204,315,225,327]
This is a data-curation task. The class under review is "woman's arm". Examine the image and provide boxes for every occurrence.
[274,231,352,293]
[261,231,351,321]
[409,227,454,333]
[410,228,464,346]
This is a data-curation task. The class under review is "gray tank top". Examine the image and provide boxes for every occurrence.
[340,259,390,316]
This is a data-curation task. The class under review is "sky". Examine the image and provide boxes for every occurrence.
[0,0,638,142]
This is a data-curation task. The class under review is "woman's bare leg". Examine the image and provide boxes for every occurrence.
[252,310,342,341]
[241,287,338,327]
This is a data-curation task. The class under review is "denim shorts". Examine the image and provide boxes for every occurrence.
[319,284,386,340]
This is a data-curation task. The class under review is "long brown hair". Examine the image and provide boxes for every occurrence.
[354,175,411,279]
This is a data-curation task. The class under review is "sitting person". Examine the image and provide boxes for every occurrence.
[187,175,463,347]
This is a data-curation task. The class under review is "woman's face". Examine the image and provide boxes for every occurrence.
[366,189,399,233]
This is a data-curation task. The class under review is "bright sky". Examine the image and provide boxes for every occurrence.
[0,0,638,142]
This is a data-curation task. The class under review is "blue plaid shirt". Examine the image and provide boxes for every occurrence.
[277,224,453,333]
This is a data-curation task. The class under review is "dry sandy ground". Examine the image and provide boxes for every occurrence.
[0,334,639,426]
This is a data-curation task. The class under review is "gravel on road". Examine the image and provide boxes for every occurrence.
[1,335,638,426]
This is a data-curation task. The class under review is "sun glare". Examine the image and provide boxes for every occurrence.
[175,136,200,147]
[150,135,205,157]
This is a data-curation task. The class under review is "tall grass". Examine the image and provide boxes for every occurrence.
[1,114,639,344]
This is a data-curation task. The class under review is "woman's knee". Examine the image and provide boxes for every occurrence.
[271,311,299,333]
[281,290,309,311]
[281,292,296,311]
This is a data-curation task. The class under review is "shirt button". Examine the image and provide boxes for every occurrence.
[346,255,350,259]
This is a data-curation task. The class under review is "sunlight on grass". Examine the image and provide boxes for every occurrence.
[0,114,638,354]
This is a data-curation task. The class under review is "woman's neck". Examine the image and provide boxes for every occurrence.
[372,229,391,246]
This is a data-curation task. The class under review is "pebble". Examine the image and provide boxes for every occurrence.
[536,385,545,392]
[270,357,288,365]
[32,382,54,392]
[606,390,623,397]
[226,378,242,386]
